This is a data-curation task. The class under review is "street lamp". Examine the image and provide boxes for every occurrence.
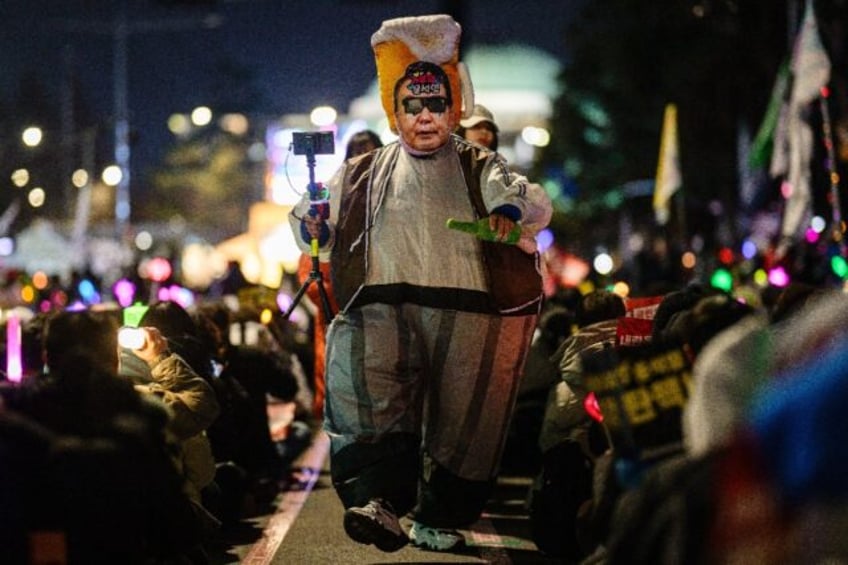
[191,106,213,127]
[102,165,123,187]
[22,127,43,148]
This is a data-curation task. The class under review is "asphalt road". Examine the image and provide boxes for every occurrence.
[207,431,567,564]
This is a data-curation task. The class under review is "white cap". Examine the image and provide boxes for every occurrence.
[460,104,498,132]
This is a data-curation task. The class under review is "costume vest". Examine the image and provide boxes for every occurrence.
[330,139,542,315]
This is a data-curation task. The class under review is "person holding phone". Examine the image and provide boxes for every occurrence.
[289,14,551,553]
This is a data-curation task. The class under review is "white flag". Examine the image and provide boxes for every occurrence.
[780,0,831,242]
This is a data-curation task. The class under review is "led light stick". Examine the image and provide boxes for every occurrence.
[6,314,22,382]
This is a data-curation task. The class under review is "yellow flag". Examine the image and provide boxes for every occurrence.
[653,104,682,225]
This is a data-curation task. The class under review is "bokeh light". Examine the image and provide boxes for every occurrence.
[112,279,136,308]
[611,281,630,297]
[310,106,337,127]
[135,231,153,251]
[22,126,43,147]
[27,188,45,208]
[191,106,213,126]
[536,228,554,253]
[102,165,122,186]
[11,168,29,187]
[593,252,614,275]
[831,255,848,279]
[768,266,790,287]
[717,247,734,265]
[710,268,733,292]
[72,169,89,188]
[741,240,757,260]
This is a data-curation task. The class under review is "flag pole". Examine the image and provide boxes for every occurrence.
[819,87,846,256]
[675,184,687,249]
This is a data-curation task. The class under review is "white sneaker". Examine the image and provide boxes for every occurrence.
[409,520,465,552]
[343,498,408,552]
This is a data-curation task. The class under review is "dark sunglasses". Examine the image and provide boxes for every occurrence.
[401,97,449,115]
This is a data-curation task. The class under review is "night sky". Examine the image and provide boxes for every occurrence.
[0,0,580,180]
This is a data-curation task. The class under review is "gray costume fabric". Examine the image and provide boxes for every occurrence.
[289,136,551,527]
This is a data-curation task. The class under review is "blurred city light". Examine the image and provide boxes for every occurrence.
[768,266,790,287]
[710,268,733,292]
[612,281,630,297]
[66,301,87,312]
[158,284,194,308]
[77,279,101,305]
[741,240,757,260]
[71,169,89,188]
[0,237,14,256]
[536,228,554,253]
[20,285,35,303]
[11,169,29,187]
[805,228,820,244]
[578,280,596,296]
[112,280,136,309]
[717,247,734,265]
[831,255,848,279]
[181,242,228,289]
[276,290,293,313]
[27,188,45,208]
[220,113,249,135]
[310,106,337,127]
[142,257,172,283]
[810,215,826,233]
[521,126,550,147]
[593,252,614,275]
[134,231,153,251]
[22,126,43,147]
[102,165,123,186]
[32,271,48,290]
[191,106,213,127]
[681,251,696,269]
[168,113,191,136]
[260,308,273,325]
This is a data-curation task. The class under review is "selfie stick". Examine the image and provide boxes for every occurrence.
[283,141,334,323]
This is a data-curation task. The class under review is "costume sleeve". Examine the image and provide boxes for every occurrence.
[287,164,345,261]
[480,154,553,251]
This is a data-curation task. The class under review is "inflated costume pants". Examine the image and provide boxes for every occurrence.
[324,302,537,528]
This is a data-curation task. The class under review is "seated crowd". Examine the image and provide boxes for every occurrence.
[520,281,848,564]
[2,277,847,563]
[0,298,312,564]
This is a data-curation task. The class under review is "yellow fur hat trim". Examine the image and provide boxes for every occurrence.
[371,14,474,133]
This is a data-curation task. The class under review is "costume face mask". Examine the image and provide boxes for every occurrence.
[395,79,456,153]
